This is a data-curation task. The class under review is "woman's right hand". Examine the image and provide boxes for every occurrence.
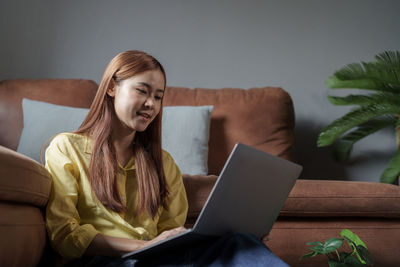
[145,226,187,247]
[86,227,187,257]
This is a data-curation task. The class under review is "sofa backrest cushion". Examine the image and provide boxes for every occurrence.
[0,79,98,151]
[163,87,295,175]
[0,80,296,175]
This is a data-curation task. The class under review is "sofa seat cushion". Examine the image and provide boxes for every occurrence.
[282,179,400,218]
[0,145,51,207]
[164,87,295,175]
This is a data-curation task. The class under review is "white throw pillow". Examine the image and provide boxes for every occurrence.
[161,106,213,175]
[17,99,213,175]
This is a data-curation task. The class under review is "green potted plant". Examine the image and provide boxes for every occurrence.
[317,51,400,184]
[301,229,373,266]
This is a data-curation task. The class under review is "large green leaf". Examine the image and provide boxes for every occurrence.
[333,117,396,161]
[324,238,343,251]
[325,76,393,91]
[326,76,400,93]
[374,51,400,69]
[327,93,400,106]
[328,260,347,267]
[333,252,366,266]
[326,51,400,92]
[318,103,400,146]
[340,229,367,248]
[356,245,374,265]
[328,94,376,106]
[396,117,400,147]
[300,251,319,259]
[328,258,365,267]
[341,229,370,264]
[310,238,343,255]
[380,149,400,184]
[342,256,366,267]
[332,59,400,88]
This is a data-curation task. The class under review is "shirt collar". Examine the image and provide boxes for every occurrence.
[119,157,136,171]
[84,135,93,154]
[84,135,136,171]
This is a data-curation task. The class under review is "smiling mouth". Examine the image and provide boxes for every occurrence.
[136,111,152,119]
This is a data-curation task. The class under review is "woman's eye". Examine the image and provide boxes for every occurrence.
[155,95,163,101]
[136,88,147,94]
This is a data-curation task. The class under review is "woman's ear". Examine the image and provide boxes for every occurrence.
[107,79,117,97]
[107,87,116,97]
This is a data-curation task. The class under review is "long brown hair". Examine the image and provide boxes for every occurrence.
[75,50,169,218]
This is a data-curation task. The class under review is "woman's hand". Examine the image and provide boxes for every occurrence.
[146,226,187,247]
[85,227,187,257]
[86,234,147,257]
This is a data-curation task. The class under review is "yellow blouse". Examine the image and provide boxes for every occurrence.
[45,133,188,259]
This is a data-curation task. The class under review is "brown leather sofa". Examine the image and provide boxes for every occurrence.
[1,79,400,267]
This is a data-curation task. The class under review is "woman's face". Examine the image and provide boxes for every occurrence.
[107,69,165,134]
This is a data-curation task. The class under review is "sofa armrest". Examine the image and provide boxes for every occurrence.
[0,145,51,207]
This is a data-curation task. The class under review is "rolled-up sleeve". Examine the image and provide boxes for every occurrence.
[157,151,188,234]
[45,136,99,259]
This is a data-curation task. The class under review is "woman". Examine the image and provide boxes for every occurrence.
[45,50,289,266]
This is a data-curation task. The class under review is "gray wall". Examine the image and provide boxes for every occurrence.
[1,0,399,182]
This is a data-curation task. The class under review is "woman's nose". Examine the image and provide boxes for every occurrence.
[144,96,155,108]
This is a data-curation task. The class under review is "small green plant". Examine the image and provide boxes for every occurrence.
[301,229,373,266]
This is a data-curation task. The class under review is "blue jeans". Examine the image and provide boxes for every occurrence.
[68,232,289,267]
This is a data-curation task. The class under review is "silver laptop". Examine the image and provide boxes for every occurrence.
[123,143,302,259]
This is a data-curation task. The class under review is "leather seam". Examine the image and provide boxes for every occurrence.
[0,187,48,198]
[287,196,400,198]
[0,224,45,226]
[0,162,51,180]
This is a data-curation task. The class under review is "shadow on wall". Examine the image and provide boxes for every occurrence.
[294,119,397,182]
[293,119,347,180]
